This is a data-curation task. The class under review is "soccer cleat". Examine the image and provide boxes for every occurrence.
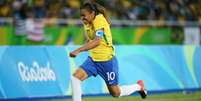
[137,80,147,99]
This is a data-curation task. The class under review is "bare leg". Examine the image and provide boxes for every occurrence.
[107,85,121,97]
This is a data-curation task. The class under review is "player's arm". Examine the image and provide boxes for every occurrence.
[69,29,104,57]
[75,36,101,52]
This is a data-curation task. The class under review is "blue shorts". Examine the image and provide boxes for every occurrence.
[80,56,119,86]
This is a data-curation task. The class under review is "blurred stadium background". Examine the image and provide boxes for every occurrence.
[0,0,201,101]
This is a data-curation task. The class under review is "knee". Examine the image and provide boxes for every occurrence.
[110,90,120,98]
[72,73,82,81]
[72,68,87,81]
[73,73,79,79]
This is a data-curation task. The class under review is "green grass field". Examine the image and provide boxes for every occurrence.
[53,91,201,101]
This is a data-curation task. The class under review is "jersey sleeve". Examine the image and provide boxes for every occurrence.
[93,14,106,31]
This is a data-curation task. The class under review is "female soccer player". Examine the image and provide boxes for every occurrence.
[69,2,147,101]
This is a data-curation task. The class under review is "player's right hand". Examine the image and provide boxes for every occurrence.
[69,50,80,58]
[69,52,76,58]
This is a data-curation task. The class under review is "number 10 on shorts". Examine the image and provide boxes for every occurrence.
[107,72,115,81]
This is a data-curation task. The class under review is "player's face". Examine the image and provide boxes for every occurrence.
[80,9,95,24]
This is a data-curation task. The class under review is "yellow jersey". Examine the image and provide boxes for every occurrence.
[83,14,114,61]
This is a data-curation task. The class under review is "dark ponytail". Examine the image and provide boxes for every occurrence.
[80,2,111,24]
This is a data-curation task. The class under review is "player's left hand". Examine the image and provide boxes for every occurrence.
[69,50,80,58]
